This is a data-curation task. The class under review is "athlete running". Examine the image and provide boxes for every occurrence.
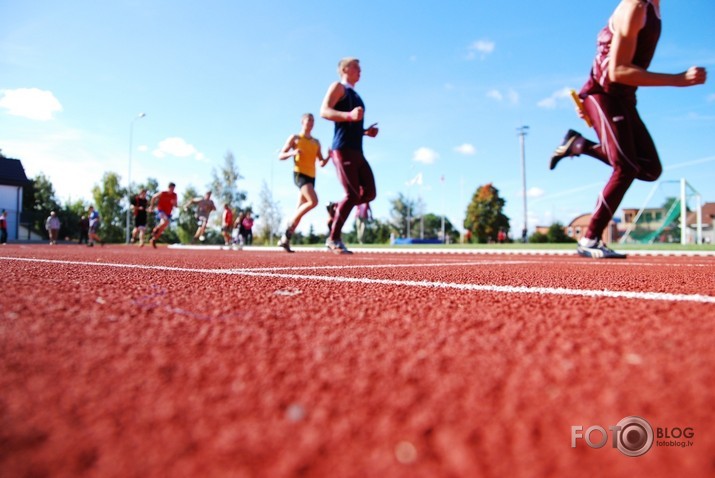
[320,57,379,254]
[277,113,330,253]
[550,0,706,259]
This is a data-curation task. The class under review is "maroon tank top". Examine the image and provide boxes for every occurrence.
[581,0,661,101]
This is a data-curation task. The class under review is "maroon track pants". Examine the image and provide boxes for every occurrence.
[583,93,662,240]
[330,149,376,241]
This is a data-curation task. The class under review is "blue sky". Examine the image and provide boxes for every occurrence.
[1,0,713,238]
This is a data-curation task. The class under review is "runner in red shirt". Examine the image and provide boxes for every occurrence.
[221,204,234,248]
[148,182,178,248]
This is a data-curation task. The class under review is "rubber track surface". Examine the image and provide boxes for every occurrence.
[1,245,714,477]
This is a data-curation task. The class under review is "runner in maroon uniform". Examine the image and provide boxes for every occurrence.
[550,0,707,258]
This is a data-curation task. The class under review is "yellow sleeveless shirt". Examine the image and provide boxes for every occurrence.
[294,134,319,178]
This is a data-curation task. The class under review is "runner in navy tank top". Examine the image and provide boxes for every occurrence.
[320,57,379,254]
[549,0,706,259]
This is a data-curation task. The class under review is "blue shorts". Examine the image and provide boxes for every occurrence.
[156,211,172,223]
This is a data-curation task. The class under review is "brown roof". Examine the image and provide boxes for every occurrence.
[687,202,715,225]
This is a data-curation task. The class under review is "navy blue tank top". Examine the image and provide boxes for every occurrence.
[331,84,365,152]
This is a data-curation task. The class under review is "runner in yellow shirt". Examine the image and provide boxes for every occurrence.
[277,113,330,252]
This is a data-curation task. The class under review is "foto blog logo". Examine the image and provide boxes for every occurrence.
[572,416,654,457]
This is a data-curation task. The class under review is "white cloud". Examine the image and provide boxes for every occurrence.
[487,88,519,105]
[537,87,572,109]
[153,137,203,160]
[487,89,503,101]
[527,187,545,199]
[413,147,439,165]
[454,143,476,155]
[467,40,495,60]
[0,88,62,121]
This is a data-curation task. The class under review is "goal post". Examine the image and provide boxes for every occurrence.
[620,178,703,245]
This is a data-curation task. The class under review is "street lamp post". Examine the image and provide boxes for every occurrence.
[126,113,146,244]
[517,125,529,243]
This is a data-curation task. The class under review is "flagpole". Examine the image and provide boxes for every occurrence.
[441,175,445,244]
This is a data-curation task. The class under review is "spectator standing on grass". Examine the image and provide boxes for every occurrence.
[148,182,178,248]
[241,211,254,246]
[0,209,7,244]
[221,204,234,248]
[78,215,89,245]
[183,191,216,244]
[87,206,104,247]
[497,229,507,244]
[234,211,246,247]
[130,189,149,246]
[549,0,707,259]
[45,211,60,245]
[320,57,379,254]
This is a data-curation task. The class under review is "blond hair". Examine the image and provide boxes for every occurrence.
[337,57,359,77]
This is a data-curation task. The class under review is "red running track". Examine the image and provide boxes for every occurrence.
[1,244,714,477]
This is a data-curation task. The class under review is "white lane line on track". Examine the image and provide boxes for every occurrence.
[236,260,713,271]
[170,244,715,257]
[234,270,715,304]
[3,256,715,304]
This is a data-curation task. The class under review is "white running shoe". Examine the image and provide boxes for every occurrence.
[577,239,626,259]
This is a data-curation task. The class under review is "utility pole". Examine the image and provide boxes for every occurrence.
[517,125,529,243]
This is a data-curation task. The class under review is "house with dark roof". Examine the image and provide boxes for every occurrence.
[0,150,32,241]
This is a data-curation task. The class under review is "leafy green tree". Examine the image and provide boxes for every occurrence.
[176,186,199,243]
[420,213,459,243]
[255,180,282,244]
[546,222,576,243]
[61,199,89,241]
[464,183,510,243]
[389,193,423,238]
[210,151,247,213]
[135,177,160,234]
[91,172,126,243]
[23,173,62,236]
[306,224,319,244]
[529,231,549,243]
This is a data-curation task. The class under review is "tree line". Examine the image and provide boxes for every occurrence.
[21,153,575,245]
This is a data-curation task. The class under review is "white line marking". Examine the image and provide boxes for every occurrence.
[2,257,714,304]
[168,244,715,257]
[234,270,715,304]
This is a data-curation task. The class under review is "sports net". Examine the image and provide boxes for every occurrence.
[620,179,701,244]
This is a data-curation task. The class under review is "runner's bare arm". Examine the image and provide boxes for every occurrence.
[320,82,362,122]
[610,0,707,87]
[278,134,299,160]
[316,140,330,167]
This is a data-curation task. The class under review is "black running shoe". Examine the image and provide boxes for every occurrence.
[278,234,294,253]
[577,240,626,259]
[550,130,582,170]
